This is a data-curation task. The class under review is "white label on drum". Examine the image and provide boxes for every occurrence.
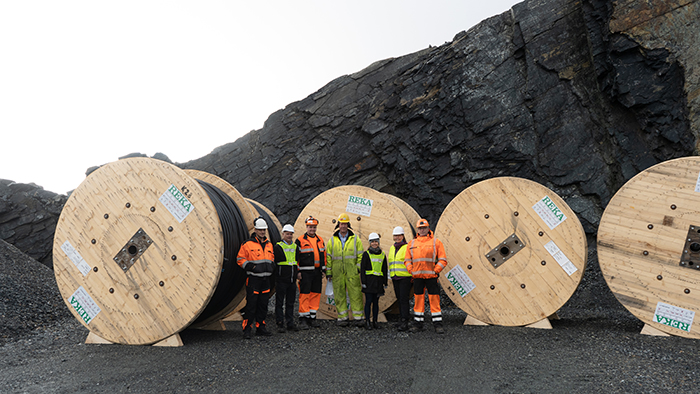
[68,286,101,325]
[446,265,476,297]
[61,240,91,277]
[695,171,700,192]
[532,196,567,230]
[346,195,373,217]
[544,241,578,276]
[654,302,694,332]
[159,184,194,223]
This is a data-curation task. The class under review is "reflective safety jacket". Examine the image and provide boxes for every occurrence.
[273,240,299,283]
[360,249,388,294]
[326,229,363,277]
[404,231,447,279]
[388,243,411,278]
[295,233,326,272]
[237,233,275,277]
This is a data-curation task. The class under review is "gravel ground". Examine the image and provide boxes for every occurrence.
[2,239,700,393]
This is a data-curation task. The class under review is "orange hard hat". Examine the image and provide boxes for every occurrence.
[305,216,319,226]
[416,218,429,228]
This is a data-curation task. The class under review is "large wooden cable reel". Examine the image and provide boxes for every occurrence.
[435,177,587,327]
[293,186,418,319]
[54,158,233,345]
[598,157,700,338]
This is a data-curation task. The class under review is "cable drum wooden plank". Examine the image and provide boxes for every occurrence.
[598,157,700,338]
[435,177,587,326]
[53,158,224,345]
[294,186,415,319]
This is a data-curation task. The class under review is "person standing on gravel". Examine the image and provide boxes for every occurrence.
[295,216,327,329]
[237,217,275,339]
[360,232,388,330]
[388,226,412,332]
[326,213,365,327]
[273,224,300,333]
[405,218,447,334]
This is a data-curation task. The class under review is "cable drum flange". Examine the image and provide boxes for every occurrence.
[53,158,225,345]
[598,157,700,338]
[435,177,587,327]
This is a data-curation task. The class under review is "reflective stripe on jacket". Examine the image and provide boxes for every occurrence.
[237,234,275,277]
[404,231,447,279]
[388,244,411,278]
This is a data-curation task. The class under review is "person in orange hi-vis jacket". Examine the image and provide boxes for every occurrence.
[237,217,276,339]
[404,218,447,334]
[295,216,327,329]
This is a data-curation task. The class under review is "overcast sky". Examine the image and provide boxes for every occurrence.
[1,1,519,195]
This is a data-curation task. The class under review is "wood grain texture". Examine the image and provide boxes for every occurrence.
[53,158,224,345]
[294,186,417,318]
[435,177,587,326]
[598,157,700,338]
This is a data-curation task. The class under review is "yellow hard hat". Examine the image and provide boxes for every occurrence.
[337,213,350,223]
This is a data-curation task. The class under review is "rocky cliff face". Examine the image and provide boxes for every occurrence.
[0,180,67,268]
[180,0,697,236]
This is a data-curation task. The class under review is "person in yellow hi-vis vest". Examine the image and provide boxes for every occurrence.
[325,213,364,327]
[388,226,412,331]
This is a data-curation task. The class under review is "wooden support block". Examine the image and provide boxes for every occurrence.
[641,324,671,337]
[223,311,243,321]
[85,331,114,345]
[152,333,183,347]
[525,318,552,329]
[548,312,560,320]
[464,315,490,326]
[192,320,226,331]
[377,313,387,323]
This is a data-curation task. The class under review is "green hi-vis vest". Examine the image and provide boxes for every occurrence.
[388,244,411,277]
[276,241,298,266]
[365,252,386,276]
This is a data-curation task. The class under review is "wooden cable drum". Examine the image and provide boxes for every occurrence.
[53,158,252,345]
[293,186,416,319]
[435,177,587,326]
[183,170,257,329]
[598,157,700,338]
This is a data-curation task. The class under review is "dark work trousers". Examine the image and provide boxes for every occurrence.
[392,277,413,322]
[364,293,380,322]
[243,276,271,330]
[275,273,297,326]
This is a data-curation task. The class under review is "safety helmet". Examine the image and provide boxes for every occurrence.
[416,218,429,228]
[337,213,350,223]
[282,224,294,233]
[392,226,405,235]
[368,232,380,241]
[305,216,319,226]
[254,217,268,230]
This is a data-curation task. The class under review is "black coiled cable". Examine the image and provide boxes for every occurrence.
[193,180,249,324]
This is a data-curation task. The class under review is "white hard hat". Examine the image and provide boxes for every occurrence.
[282,224,294,233]
[254,218,268,230]
[368,232,380,241]
[392,226,404,235]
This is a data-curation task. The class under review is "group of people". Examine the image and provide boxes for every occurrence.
[235,213,448,339]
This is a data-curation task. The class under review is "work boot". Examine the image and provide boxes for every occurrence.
[397,320,409,332]
[287,322,299,332]
[298,318,310,330]
[256,325,272,336]
[372,320,379,329]
[365,319,372,330]
[434,323,445,334]
[355,319,365,328]
[409,322,423,333]
[310,318,319,328]
[277,323,286,333]
[243,326,252,340]
[337,319,349,327]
